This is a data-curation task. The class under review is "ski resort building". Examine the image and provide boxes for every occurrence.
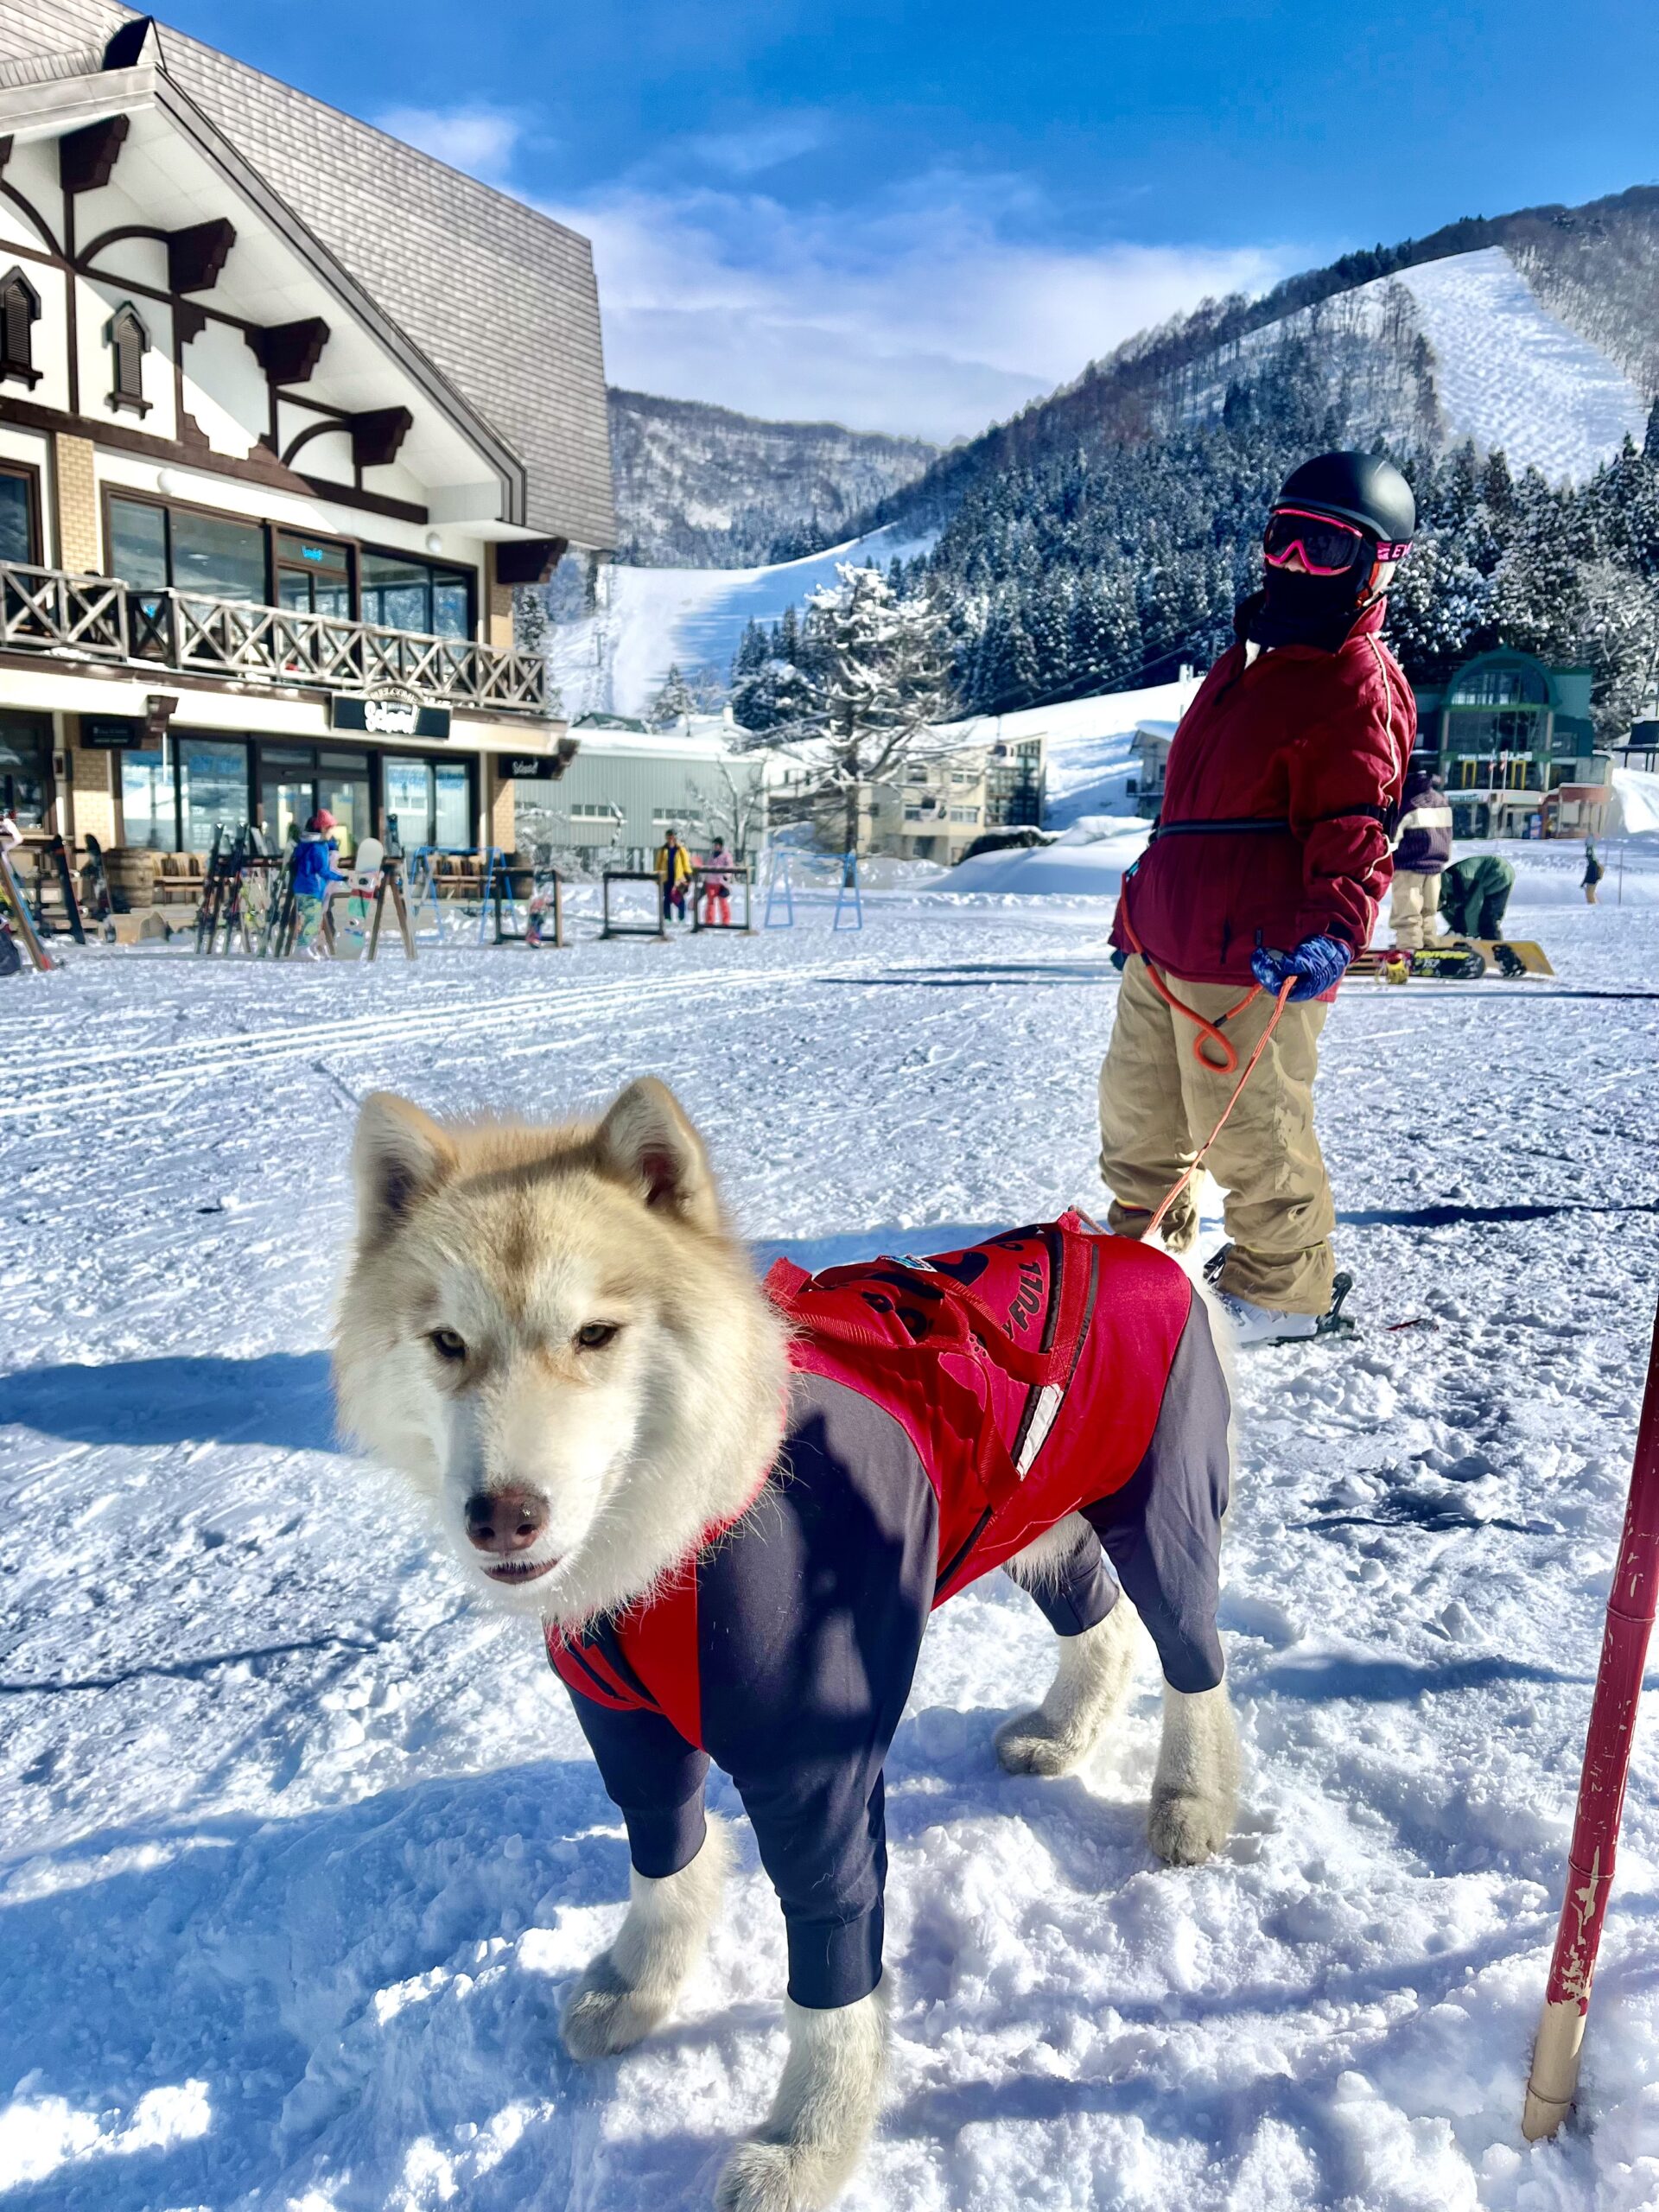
[1411,651,1611,838]
[518,713,770,868]
[760,727,1045,866]
[0,6,613,894]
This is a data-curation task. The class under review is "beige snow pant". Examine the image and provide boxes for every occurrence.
[1098,954,1337,1315]
[1389,868,1444,951]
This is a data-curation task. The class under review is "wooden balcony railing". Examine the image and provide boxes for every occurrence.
[0,561,551,715]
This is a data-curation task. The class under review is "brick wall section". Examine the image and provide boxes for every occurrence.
[68,722,118,848]
[486,555,513,651]
[486,757,514,854]
[54,433,99,574]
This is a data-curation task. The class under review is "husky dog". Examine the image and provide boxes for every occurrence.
[335,1079,1237,2212]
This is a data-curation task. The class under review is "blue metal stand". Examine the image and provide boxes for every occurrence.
[763,849,796,929]
[832,851,863,931]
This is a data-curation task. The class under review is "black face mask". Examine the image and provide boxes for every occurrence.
[1238,565,1373,653]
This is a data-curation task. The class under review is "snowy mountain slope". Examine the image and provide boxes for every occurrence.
[550,523,935,719]
[3,901,1658,2210]
[609,389,938,568]
[1213,248,1648,483]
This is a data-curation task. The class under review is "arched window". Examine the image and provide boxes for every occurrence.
[1448,661,1548,708]
[105,301,149,416]
[0,267,40,389]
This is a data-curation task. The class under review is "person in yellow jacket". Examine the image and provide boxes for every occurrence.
[655,827,694,922]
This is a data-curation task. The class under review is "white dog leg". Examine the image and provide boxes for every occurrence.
[561,1818,729,2061]
[716,1985,890,2212]
[1147,1681,1238,1866]
[995,1598,1137,1777]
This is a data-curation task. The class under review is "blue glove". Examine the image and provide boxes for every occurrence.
[1251,934,1353,1001]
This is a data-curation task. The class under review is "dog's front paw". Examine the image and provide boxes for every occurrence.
[715,2139,805,2212]
[560,1954,670,2061]
[995,1707,1085,1777]
[1147,1787,1231,1866]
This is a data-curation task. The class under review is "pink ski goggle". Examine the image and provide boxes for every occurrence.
[1264,506,1411,575]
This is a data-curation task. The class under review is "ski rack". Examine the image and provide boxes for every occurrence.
[515,869,567,950]
[601,869,668,940]
[404,846,455,947]
[478,848,524,945]
[0,843,54,970]
[365,859,417,961]
[762,849,796,929]
[690,863,753,933]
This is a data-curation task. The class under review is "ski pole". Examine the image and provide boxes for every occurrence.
[1523,1295,1659,2139]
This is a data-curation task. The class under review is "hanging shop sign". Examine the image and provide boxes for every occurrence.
[505,754,563,780]
[332,690,451,741]
[81,715,143,749]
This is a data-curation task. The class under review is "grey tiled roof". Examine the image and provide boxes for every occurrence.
[0,0,616,547]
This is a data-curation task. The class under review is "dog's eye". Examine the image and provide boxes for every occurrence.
[428,1328,467,1363]
[575,1322,620,1352]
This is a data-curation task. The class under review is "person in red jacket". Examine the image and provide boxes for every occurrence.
[1100,453,1417,1345]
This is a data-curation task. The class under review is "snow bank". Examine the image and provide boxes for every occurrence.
[928,677,1201,829]
[940,814,1150,897]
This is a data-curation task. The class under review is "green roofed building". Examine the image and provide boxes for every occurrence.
[1410,650,1611,839]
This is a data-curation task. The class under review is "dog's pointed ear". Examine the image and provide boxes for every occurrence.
[353,1092,455,1244]
[596,1077,718,1229]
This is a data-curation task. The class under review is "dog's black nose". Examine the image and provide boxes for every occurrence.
[465,1488,549,1554]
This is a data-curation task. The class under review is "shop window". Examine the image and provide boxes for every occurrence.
[0,267,40,390]
[120,747,176,850]
[361,550,474,640]
[383,755,473,849]
[107,495,266,601]
[179,736,250,853]
[105,302,150,416]
[435,762,471,846]
[108,495,168,588]
[383,755,433,848]
[169,509,266,601]
[0,465,39,566]
[0,709,50,827]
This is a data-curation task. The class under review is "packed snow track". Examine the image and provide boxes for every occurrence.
[3,890,1656,2211]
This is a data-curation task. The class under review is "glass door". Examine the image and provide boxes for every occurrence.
[258,746,317,850]
[275,532,353,620]
[317,749,371,862]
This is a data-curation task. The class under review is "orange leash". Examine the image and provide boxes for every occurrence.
[1112,903,1297,1240]
[1118,902,1261,1074]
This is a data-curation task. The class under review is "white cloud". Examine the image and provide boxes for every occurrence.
[684,117,829,177]
[374,105,523,182]
[375,105,1297,442]
[552,177,1296,442]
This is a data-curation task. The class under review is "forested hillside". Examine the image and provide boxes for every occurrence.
[608,390,938,566]
[728,188,1659,737]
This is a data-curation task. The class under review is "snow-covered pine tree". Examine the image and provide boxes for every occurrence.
[648,664,699,731]
[762,563,957,852]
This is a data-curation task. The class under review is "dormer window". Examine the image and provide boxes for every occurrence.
[105,302,150,416]
[0,267,40,389]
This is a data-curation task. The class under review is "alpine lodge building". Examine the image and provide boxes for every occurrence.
[0,3,614,894]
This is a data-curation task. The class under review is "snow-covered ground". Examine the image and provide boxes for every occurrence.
[4,884,1659,2211]
[550,524,935,720]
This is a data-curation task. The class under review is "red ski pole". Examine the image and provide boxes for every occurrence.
[1523,1297,1659,2139]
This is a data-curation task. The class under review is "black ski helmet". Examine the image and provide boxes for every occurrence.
[1274,452,1415,554]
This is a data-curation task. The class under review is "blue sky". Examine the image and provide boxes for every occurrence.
[164,0,1658,442]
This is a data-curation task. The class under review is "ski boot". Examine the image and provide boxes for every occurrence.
[1204,1246,1355,1347]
